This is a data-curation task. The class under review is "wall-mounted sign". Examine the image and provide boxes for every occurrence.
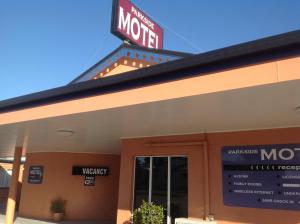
[111,0,164,49]
[84,176,95,186]
[222,144,300,210]
[28,166,43,184]
[72,166,109,176]
[72,166,109,186]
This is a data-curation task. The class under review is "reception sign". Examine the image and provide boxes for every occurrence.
[111,0,164,49]
[222,144,300,210]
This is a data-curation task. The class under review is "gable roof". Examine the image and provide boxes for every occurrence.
[69,43,193,84]
[0,29,300,113]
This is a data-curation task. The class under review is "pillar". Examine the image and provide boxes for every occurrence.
[5,147,22,224]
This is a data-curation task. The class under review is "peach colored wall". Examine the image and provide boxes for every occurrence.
[207,127,300,224]
[19,152,120,222]
[117,128,300,224]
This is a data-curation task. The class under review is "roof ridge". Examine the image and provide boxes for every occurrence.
[68,43,192,85]
[124,43,193,57]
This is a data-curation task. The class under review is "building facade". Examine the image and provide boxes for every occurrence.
[0,30,300,224]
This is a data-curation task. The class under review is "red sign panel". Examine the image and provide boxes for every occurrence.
[111,0,164,49]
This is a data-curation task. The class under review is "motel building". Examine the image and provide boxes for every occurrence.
[1,1,300,224]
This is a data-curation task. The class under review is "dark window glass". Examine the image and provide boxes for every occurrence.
[171,157,188,222]
[152,157,168,222]
[133,157,150,209]
[133,156,188,224]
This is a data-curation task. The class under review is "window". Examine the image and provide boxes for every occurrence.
[0,169,12,188]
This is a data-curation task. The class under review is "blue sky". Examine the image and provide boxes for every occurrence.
[0,0,299,100]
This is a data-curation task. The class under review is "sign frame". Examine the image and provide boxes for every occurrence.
[111,0,164,49]
[28,165,44,184]
[221,144,300,211]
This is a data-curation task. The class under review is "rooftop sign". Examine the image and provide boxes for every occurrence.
[111,0,164,49]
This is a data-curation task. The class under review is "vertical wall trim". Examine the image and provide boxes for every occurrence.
[149,157,153,202]
[131,157,137,212]
[203,141,210,220]
[167,157,171,224]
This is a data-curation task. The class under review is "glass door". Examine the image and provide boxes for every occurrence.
[152,157,168,223]
[133,156,188,224]
[170,157,188,223]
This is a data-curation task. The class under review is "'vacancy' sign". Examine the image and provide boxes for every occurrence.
[72,166,109,176]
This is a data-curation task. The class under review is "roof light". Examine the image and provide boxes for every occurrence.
[294,106,300,114]
[56,130,74,137]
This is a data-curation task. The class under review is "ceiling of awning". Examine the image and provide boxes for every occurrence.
[0,79,300,157]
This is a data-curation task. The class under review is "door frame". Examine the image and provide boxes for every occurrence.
[132,155,188,224]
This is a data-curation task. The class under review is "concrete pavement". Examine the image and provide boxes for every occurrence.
[0,203,112,224]
[0,215,111,224]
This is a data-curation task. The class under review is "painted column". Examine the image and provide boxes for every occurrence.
[5,147,22,224]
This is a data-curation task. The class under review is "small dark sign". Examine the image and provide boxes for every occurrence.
[28,166,43,184]
[72,166,109,176]
[84,176,95,186]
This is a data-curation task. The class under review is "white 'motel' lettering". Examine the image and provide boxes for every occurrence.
[130,17,140,40]
[140,23,148,45]
[261,148,300,160]
[118,7,130,35]
[261,149,277,160]
[118,6,159,48]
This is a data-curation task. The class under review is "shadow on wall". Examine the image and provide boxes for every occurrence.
[18,153,120,222]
